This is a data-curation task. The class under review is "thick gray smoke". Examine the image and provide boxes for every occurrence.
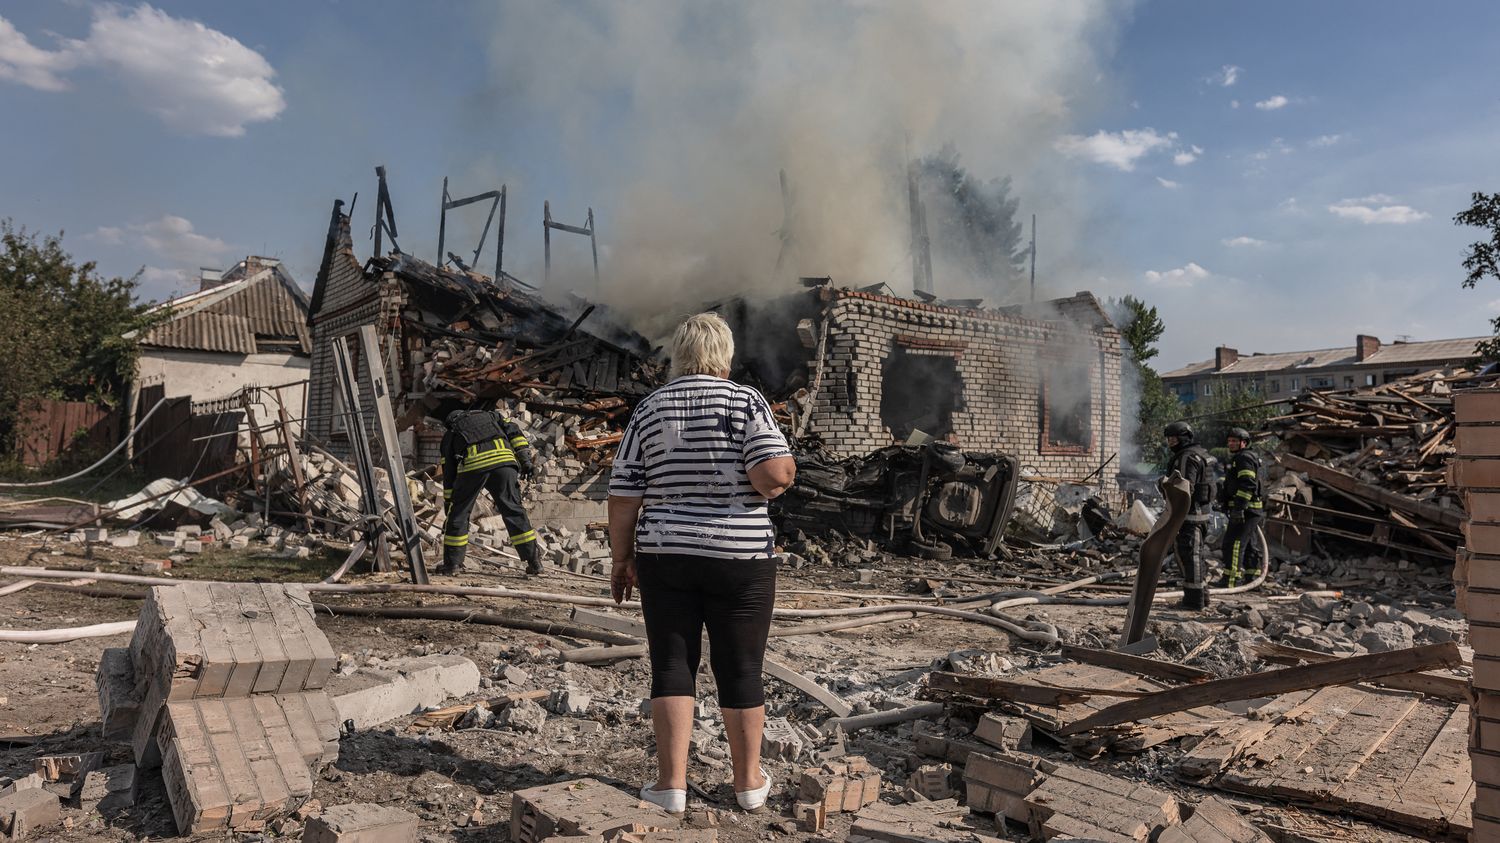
[476,1,1122,322]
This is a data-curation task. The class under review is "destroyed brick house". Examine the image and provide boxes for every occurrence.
[720,281,1123,480]
[300,183,1122,543]
[303,200,661,531]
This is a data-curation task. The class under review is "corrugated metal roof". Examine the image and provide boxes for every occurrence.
[139,269,311,355]
[1364,337,1486,365]
[1161,336,1487,380]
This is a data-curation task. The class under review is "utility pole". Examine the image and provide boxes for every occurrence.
[1029,214,1037,303]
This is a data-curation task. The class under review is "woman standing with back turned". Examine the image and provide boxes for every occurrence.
[608,312,797,814]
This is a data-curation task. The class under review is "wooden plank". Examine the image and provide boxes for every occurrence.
[926,671,1152,708]
[1176,690,1319,780]
[1279,453,1463,529]
[1256,687,1419,800]
[1060,644,1213,685]
[1057,643,1462,737]
[1249,641,1468,702]
[356,325,428,584]
[1218,686,1369,794]
[1329,698,1456,828]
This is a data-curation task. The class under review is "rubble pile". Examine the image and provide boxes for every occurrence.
[1264,368,1472,561]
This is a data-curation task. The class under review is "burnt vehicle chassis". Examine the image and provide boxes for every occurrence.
[774,443,1020,559]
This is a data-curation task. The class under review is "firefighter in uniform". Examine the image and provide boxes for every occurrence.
[1217,427,1265,588]
[440,407,541,576]
[1164,421,1215,610]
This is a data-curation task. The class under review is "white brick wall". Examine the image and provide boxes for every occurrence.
[803,294,1124,480]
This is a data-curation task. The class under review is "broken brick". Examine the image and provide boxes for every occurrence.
[302,803,419,842]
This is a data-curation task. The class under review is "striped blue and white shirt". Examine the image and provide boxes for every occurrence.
[609,375,793,559]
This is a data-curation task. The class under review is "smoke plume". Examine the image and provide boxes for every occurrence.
[476,1,1123,321]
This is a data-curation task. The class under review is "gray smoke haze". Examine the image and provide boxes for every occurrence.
[476,1,1124,326]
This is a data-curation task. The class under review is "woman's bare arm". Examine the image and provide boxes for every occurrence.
[608,494,644,603]
[748,456,796,500]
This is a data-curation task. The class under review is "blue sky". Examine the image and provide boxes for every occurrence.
[2,1,1498,369]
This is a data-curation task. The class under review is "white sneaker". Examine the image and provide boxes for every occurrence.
[736,766,772,812]
[639,784,686,814]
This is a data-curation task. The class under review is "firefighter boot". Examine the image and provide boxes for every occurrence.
[437,543,466,577]
[1181,586,1209,611]
[519,541,543,576]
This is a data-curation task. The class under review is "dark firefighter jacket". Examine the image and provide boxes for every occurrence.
[1218,449,1265,513]
[1168,443,1215,520]
[441,411,532,501]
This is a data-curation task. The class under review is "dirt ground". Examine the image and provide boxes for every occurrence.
[0,531,1437,843]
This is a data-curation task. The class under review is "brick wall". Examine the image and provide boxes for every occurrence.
[803,292,1123,480]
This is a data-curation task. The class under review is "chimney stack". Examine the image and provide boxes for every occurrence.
[1356,334,1381,362]
[197,267,224,292]
[1215,346,1239,370]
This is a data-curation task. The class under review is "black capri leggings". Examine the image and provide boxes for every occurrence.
[635,552,777,709]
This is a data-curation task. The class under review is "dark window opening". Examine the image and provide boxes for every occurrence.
[881,348,963,441]
[1040,360,1094,454]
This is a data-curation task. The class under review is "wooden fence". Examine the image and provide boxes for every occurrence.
[132,384,244,493]
[15,399,121,468]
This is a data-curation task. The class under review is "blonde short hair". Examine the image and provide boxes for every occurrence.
[670,312,735,379]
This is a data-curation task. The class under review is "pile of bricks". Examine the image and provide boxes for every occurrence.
[1453,388,1500,838]
[965,751,1183,841]
[795,756,883,832]
[97,582,340,834]
[509,778,679,843]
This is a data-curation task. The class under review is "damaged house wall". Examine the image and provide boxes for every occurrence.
[774,286,1122,481]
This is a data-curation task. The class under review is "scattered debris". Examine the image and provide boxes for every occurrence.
[302,803,419,842]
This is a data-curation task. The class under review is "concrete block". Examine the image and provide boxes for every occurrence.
[96,647,140,741]
[329,655,480,729]
[0,788,61,840]
[82,527,109,543]
[78,764,136,816]
[181,540,204,554]
[510,778,677,843]
[302,803,418,842]
[109,531,141,548]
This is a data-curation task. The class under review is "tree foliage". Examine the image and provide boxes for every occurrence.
[1456,192,1500,360]
[0,221,158,450]
[1190,383,1279,463]
[917,146,1028,284]
[1109,295,1182,469]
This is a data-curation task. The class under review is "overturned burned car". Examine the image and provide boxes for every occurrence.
[774,442,1020,559]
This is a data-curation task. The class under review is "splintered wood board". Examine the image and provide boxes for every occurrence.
[997,663,1233,753]
[1205,685,1471,839]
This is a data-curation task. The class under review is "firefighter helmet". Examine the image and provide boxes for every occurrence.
[1163,421,1194,441]
[1227,427,1251,442]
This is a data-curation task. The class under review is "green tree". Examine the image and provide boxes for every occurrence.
[0,221,158,455]
[1190,383,1279,462]
[1456,192,1500,360]
[1109,295,1182,469]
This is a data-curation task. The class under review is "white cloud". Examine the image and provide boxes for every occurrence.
[1173,144,1203,166]
[94,215,233,265]
[0,17,77,91]
[1143,261,1211,288]
[1053,128,1176,171]
[1327,197,1429,225]
[1309,133,1344,148]
[1230,99,1240,109]
[1217,65,1241,87]
[1222,235,1269,248]
[1255,94,1289,111]
[0,5,284,136]
[1488,298,1500,314]
[1155,177,1180,189]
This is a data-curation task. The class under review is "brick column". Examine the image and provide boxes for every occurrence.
[1453,388,1500,838]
